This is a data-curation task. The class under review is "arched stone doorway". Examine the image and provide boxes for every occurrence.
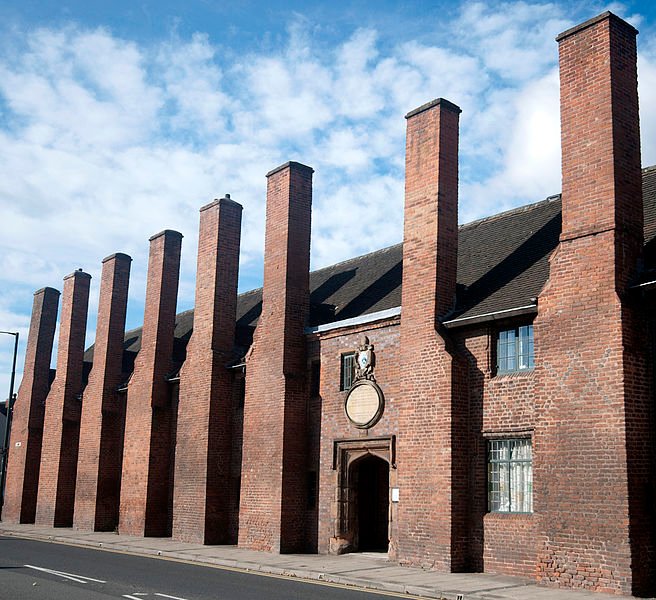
[351,454,389,551]
[329,436,395,555]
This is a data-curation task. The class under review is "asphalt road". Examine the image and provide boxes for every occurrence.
[0,536,407,600]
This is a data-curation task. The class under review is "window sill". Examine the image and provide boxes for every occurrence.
[493,368,535,379]
[485,511,534,519]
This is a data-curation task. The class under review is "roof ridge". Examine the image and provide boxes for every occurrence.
[459,194,561,231]
[310,242,403,276]
[235,196,564,300]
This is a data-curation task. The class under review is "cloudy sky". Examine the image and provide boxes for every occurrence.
[1,0,656,396]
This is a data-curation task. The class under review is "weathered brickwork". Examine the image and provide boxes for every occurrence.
[172,197,242,544]
[534,13,652,595]
[8,10,656,596]
[396,98,464,570]
[119,230,182,537]
[3,287,59,523]
[74,253,131,531]
[459,328,538,575]
[238,162,313,553]
[36,270,91,527]
[314,320,401,555]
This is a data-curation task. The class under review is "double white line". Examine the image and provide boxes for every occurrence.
[123,595,189,600]
[25,564,190,600]
[24,564,107,584]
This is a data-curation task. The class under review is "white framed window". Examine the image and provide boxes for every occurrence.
[497,325,534,373]
[487,438,533,513]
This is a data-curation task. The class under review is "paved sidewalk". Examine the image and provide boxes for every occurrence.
[0,523,608,599]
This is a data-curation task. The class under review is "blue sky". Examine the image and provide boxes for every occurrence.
[2,0,656,396]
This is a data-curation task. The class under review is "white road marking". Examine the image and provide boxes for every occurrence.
[123,595,145,600]
[155,594,191,600]
[24,564,107,584]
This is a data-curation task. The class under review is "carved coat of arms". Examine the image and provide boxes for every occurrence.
[354,336,375,382]
[345,335,384,429]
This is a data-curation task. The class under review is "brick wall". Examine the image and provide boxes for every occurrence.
[119,230,182,537]
[315,320,400,555]
[3,287,59,523]
[396,98,464,570]
[228,369,245,542]
[238,162,312,552]
[172,197,242,544]
[36,270,91,527]
[459,327,538,576]
[75,253,131,531]
[534,13,652,595]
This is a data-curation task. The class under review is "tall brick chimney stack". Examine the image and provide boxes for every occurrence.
[3,287,60,523]
[535,12,652,594]
[75,252,131,531]
[396,99,464,569]
[238,161,313,553]
[558,12,643,270]
[36,269,91,527]
[172,196,242,544]
[402,98,460,320]
[119,230,182,537]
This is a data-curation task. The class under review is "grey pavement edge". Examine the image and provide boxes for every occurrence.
[0,523,617,600]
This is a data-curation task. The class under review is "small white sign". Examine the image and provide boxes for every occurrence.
[15,441,21,447]
[391,487,400,503]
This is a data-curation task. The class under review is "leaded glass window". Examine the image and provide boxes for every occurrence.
[488,438,533,513]
[340,353,355,391]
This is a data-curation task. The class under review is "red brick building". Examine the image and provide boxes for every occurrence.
[4,11,656,596]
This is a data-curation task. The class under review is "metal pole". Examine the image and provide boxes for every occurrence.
[0,331,19,519]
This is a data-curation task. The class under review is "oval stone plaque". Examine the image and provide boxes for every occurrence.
[344,380,384,429]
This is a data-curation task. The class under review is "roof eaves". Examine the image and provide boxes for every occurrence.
[442,304,538,329]
[304,306,401,334]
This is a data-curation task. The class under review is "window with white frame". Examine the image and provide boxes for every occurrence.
[497,325,534,373]
[340,352,355,391]
[487,438,533,513]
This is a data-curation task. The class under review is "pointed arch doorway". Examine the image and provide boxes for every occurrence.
[330,436,395,554]
[352,454,389,551]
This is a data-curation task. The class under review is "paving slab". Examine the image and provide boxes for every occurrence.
[0,523,635,600]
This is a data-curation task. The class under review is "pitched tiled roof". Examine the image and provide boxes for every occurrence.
[643,165,656,264]
[84,166,656,376]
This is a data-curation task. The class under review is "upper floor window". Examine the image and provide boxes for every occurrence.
[497,325,534,373]
[340,352,355,391]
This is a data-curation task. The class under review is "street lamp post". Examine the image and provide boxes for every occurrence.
[0,330,19,520]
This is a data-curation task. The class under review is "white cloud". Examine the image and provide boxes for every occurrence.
[461,68,562,222]
[0,27,161,150]
[1,2,655,396]
[639,53,656,167]
[454,2,569,82]
[156,33,231,136]
[334,29,385,119]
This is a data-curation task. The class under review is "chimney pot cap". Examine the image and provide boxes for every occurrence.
[200,195,243,212]
[148,229,184,242]
[33,287,61,297]
[405,98,461,119]
[102,252,132,264]
[555,11,638,42]
[266,161,314,178]
[64,269,91,281]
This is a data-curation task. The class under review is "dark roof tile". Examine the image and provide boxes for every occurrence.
[84,166,656,377]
